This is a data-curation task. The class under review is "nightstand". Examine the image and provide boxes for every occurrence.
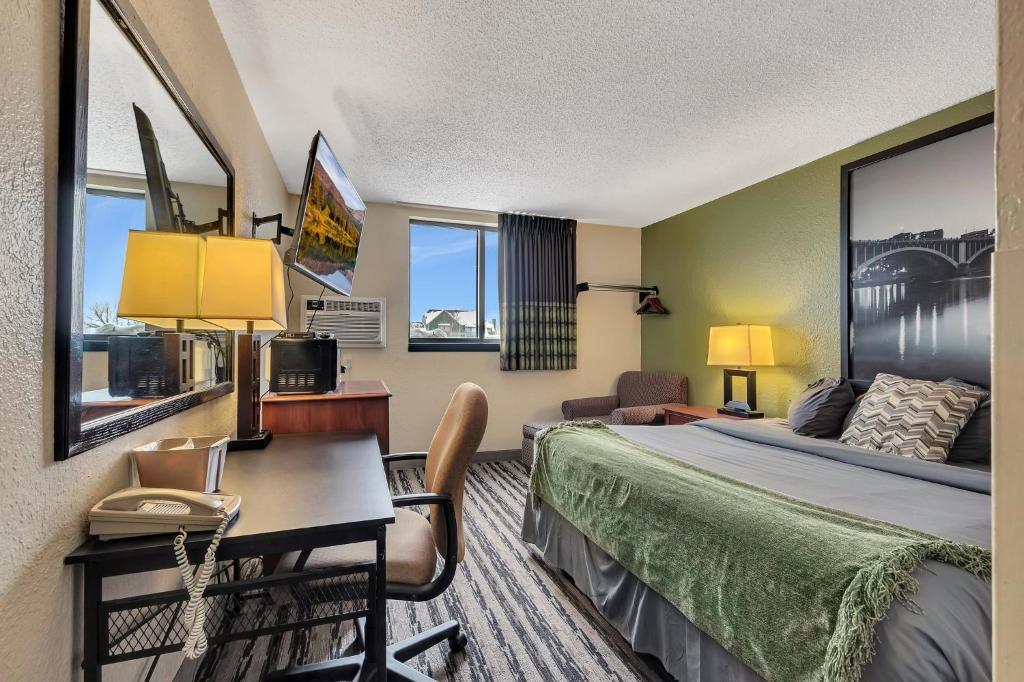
[662,404,759,425]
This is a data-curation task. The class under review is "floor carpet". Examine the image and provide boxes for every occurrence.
[179,461,664,681]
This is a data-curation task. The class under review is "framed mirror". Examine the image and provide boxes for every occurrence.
[56,0,235,459]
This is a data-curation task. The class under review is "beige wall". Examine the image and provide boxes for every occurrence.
[994,0,1024,677]
[0,1,287,680]
[281,202,642,452]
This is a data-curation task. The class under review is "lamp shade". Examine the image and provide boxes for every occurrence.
[117,231,217,329]
[707,324,775,367]
[198,236,287,331]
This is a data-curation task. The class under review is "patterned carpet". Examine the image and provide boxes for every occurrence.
[180,461,665,681]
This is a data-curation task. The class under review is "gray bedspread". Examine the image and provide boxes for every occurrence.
[521,420,992,681]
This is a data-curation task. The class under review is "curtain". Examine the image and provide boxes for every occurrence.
[499,213,577,371]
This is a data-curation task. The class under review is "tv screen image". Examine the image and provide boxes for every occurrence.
[291,132,366,296]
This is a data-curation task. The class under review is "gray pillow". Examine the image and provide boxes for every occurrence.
[788,377,856,437]
[841,394,866,434]
[944,378,991,463]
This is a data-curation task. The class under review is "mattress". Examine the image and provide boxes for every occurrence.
[521,420,991,681]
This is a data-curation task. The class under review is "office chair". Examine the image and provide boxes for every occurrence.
[273,382,488,681]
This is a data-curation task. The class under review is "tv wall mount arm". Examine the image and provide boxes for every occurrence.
[251,212,295,244]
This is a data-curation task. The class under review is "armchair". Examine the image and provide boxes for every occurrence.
[561,371,688,425]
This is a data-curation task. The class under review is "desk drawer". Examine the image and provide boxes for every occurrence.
[665,412,703,425]
[101,558,373,663]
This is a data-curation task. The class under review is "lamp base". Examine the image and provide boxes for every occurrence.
[717,407,764,419]
[228,429,273,451]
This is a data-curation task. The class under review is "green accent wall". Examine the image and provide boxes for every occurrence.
[641,93,994,417]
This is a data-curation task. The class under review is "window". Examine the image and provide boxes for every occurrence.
[409,220,499,351]
[83,189,147,348]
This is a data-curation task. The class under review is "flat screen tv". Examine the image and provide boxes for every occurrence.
[289,132,366,296]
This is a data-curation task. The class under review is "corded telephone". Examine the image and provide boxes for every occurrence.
[89,488,241,659]
[89,487,241,539]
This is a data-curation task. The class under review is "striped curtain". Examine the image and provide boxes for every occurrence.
[499,213,577,371]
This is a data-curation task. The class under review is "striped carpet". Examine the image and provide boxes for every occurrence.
[181,461,665,681]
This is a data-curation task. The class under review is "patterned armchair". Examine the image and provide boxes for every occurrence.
[561,371,688,425]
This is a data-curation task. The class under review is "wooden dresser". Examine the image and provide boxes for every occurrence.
[261,379,392,453]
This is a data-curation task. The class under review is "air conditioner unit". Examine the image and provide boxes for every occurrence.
[302,296,386,348]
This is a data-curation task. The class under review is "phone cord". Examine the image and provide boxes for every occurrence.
[172,511,229,660]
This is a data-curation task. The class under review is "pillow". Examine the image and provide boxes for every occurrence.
[944,378,992,463]
[839,373,986,462]
[841,394,866,434]
[788,378,856,437]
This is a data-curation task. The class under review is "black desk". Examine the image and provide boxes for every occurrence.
[66,432,395,681]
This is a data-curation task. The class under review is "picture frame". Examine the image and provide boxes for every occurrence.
[840,113,994,388]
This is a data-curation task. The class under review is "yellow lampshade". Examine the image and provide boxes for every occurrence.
[198,236,287,331]
[707,325,775,367]
[117,231,218,329]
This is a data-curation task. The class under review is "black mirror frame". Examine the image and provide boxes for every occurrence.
[55,0,236,460]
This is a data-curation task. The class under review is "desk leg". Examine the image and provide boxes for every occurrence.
[361,527,387,681]
[83,565,103,682]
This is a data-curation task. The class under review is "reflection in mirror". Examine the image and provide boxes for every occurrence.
[76,0,232,431]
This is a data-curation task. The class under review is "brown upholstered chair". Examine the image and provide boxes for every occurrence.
[561,370,688,425]
[274,382,488,681]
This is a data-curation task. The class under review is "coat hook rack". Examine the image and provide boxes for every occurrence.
[575,282,669,315]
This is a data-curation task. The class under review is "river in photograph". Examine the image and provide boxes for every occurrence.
[850,276,991,384]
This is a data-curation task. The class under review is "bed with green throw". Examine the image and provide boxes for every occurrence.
[522,419,991,682]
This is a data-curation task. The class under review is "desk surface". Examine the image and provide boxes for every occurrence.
[66,432,394,567]
[263,379,391,403]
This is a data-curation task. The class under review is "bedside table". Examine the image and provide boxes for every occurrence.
[662,404,760,425]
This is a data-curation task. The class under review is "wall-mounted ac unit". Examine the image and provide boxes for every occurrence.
[302,296,386,348]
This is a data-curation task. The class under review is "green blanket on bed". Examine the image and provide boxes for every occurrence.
[529,421,991,682]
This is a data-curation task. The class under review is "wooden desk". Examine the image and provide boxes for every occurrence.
[66,433,394,681]
[262,380,392,453]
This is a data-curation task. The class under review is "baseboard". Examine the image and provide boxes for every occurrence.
[388,449,518,470]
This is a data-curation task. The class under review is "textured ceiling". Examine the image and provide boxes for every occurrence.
[88,0,226,187]
[210,0,993,227]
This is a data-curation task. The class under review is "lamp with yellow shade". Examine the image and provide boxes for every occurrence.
[197,236,287,450]
[707,324,775,418]
[116,232,214,398]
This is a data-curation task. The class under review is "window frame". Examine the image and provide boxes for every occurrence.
[408,219,500,352]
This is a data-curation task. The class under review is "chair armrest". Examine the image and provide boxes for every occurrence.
[382,452,428,464]
[561,395,619,420]
[381,452,428,475]
[610,404,663,425]
[387,493,458,602]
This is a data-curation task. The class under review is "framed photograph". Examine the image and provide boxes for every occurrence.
[840,114,994,388]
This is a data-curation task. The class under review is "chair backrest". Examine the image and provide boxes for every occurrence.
[424,382,488,561]
[617,371,687,408]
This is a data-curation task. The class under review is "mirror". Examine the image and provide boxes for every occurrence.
[56,0,235,459]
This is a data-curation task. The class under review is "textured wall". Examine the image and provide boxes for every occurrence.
[994,0,1024,675]
[282,202,642,452]
[0,0,287,680]
[640,93,994,417]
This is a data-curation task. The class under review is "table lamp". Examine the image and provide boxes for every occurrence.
[198,236,287,450]
[117,232,219,397]
[706,324,774,418]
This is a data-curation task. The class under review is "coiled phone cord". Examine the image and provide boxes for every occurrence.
[172,512,229,660]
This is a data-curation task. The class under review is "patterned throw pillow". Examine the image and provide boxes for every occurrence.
[839,373,985,462]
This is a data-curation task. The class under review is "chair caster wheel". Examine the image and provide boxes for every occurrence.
[448,632,468,653]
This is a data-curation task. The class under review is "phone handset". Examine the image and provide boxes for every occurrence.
[173,513,229,659]
[99,487,228,515]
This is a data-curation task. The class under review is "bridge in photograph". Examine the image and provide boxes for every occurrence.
[851,232,995,278]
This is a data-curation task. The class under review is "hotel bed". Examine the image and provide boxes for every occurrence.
[521,419,991,682]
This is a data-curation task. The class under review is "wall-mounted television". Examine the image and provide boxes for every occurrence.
[288,132,366,296]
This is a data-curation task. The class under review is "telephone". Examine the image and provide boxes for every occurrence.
[89,487,240,539]
[89,488,241,659]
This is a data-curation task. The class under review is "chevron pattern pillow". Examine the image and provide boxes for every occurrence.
[839,373,985,462]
